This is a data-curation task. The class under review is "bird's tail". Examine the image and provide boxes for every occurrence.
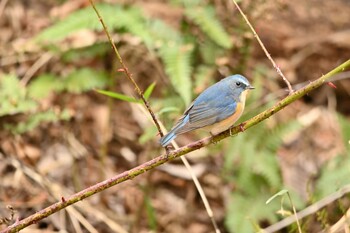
[159,131,177,147]
[159,115,189,147]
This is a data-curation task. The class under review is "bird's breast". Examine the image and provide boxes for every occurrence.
[208,102,245,135]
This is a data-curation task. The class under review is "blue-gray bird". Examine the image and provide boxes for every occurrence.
[160,74,254,147]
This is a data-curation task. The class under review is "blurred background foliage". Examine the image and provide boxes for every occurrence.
[0,0,350,232]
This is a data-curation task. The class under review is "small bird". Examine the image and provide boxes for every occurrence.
[160,74,254,147]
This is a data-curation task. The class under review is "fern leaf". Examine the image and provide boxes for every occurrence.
[159,44,193,105]
[147,19,182,48]
[5,109,71,134]
[226,193,279,233]
[0,75,37,116]
[199,39,225,65]
[28,74,64,99]
[35,4,151,43]
[36,6,104,41]
[253,152,282,189]
[185,6,232,49]
[316,155,350,197]
[64,68,109,93]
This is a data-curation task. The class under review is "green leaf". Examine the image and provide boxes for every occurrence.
[199,40,225,65]
[64,68,109,93]
[28,74,64,99]
[96,90,139,103]
[35,4,151,44]
[35,6,102,42]
[146,19,182,48]
[226,193,279,233]
[139,125,158,144]
[158,106,180,116]
[144,82,156,100]
[193,65,214,93]
[144,195,157,230]
[185,6,232,49]
[62,43,109,62]
[5,109,71,134]
[266,189,289,204]
[0,75,37,116]
[159,44,193,105]
[315,155,350,198]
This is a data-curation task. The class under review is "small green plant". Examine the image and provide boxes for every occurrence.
[0,68,110,134]
[266,189,302,233]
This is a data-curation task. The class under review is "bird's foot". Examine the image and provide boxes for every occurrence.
[229,127,233,136]
[164,145,174,158]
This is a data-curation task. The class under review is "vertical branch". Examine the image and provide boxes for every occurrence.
[88,0,165,137]
[231,0,294,94]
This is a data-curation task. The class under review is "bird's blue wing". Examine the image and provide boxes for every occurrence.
[168,80,237,135]
[175,96,237,134]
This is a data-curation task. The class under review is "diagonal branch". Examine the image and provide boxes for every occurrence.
[2,59,349,233]
[232,0,294,94]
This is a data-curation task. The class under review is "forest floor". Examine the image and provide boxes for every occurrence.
[1,0,350,232]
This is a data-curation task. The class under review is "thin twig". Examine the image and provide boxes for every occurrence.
[20,52,53,86]
[158,122,220,233]
[88,0,164,137]
[231,0,294,94]
[2,59,349,233]
[286,192,302,233]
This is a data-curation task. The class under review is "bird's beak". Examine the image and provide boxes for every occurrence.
[247,85,255,90]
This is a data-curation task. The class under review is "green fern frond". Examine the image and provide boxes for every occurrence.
[0,75,37,116]
[159,44,193,105]
[337,113,350,147]
[5,109,71,134]
[226,193,279,233]
[315,155,350,198]
[170,0,201,7]
[262,120,302,152]
[147,20,183,48]
[36,5,105,41]
[199,39,225,65]
[185,6,232,49]
[35,4,151,43]
[253,152,282,189]
[28,74,64,99]
[193,65,215,93]
[64,68,109,93]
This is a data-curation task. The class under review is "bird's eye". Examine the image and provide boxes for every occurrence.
[236,82,241,87]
